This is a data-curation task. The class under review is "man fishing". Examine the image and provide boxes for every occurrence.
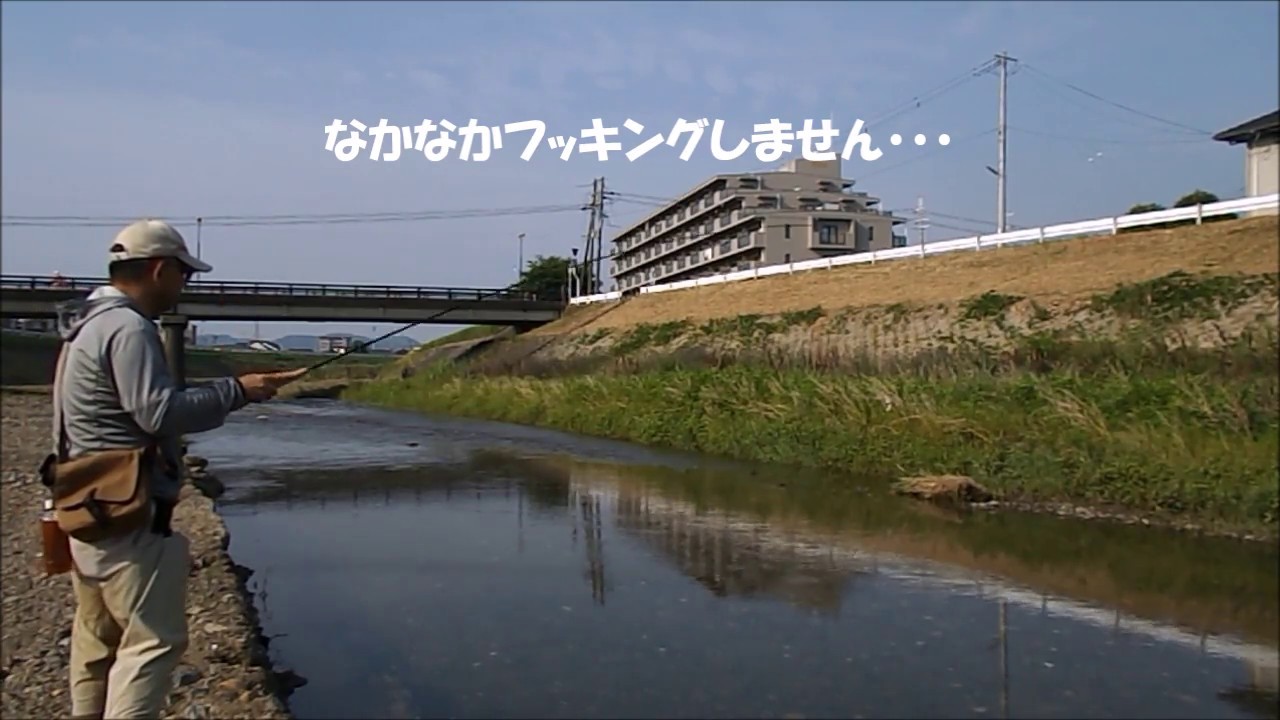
[51,218,304,719]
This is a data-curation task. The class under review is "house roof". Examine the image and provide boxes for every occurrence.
[1213,109,1280,144]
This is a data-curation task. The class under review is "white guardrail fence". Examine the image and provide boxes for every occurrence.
[568,193,1279,306]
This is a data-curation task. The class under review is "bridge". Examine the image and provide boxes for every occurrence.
[1,274,566,388]
[0,274,565,325]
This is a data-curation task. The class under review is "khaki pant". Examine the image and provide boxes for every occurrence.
[68,532,191,720]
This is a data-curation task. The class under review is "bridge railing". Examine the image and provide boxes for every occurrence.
[0,276,559,303]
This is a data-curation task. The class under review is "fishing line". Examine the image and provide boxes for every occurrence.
[291,280,548,379]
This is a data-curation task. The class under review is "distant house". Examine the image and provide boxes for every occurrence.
[318,333,365,354]
[1213,109,1279,215]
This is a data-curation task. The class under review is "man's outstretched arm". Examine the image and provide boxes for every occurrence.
[107,323,247,437]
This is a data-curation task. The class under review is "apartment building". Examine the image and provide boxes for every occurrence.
[610,157,907,291]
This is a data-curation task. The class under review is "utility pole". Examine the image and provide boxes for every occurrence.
[593,177,607,294]
[579,177,608,295]
[580,180,600,296]
[994,50,1015,234]
[196,217,203,259]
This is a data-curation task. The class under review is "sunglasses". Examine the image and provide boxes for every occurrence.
[164,259,195,281]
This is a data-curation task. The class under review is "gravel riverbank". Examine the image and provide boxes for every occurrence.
[0,390,293,719]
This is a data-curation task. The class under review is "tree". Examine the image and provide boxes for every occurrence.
[515,255,572,300]
[1119,203,1167,233]
[1122,189,1237,234]
[1173,189,1236,224]
[1173,189,1220,207]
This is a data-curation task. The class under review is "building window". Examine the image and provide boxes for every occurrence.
[784,253,791,263]
[868,226,875,243]
[719,239,731,254]
[892,234,907,248]
[784,224,791,239]
[737,234,749,248]
[819,225,837,245]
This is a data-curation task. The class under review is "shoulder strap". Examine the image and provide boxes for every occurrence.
[51,341,72,462]
[49,302,169,465]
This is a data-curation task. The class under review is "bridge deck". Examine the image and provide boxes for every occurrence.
[0,275,566,325]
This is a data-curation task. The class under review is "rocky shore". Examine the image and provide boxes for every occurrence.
[0,390,294,719]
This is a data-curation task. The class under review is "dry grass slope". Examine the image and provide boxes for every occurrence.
[532,215,1279,335]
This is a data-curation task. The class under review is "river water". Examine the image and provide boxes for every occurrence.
[191,399,1280,720]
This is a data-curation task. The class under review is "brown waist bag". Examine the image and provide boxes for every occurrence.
[39,446,157,543]
[41,340,159,543]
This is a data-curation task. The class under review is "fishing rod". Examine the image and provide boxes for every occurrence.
[291,279,554,379]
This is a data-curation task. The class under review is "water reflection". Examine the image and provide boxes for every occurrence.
[217,447,1278,719]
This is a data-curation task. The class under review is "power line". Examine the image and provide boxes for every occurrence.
[1,203,586,229]
[929,219,994,236]
[607,191,671,204]
[1006,125,1212,146]
[864,58,997,130]
[930,210,1027,231]
[1018,63,1211,136]
[859,126,997,181]
[620,125,995,202]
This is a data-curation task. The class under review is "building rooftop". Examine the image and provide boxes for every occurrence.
[612,157,866,240]
[1213,109,1279,145]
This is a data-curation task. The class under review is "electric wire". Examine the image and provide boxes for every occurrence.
[2,204,586,229]
[1018,63,1211,136]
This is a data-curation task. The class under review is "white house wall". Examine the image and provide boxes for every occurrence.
[1247,140,1279,217]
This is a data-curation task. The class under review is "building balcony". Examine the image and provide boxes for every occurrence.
[616,190,742,256]
[619,230,760,288]
[616,208,761,277]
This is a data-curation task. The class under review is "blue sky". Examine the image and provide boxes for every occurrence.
[2,0,1277,342]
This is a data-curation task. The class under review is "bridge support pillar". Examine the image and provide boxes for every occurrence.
[159,314,188,390]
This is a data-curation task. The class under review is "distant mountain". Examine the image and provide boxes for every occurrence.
[194,333,246,347]
[364,335,419,351]
[274,334,321,352]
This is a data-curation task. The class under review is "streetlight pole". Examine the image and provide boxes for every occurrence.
[196,217,203,259]
[569,247,580,299]
[517,233,525,283]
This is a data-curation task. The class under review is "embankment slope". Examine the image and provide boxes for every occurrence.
[460,215,1279,371]
[545,214,1279,333]
[349,216,1280,537]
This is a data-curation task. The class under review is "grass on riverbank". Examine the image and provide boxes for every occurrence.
[346,331,1280,536]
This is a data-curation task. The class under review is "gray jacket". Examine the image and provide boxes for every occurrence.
[54,286,248,577]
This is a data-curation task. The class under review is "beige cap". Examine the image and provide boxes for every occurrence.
[108,219,212,274]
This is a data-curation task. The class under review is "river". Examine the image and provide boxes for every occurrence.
[190,399,1280,720]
